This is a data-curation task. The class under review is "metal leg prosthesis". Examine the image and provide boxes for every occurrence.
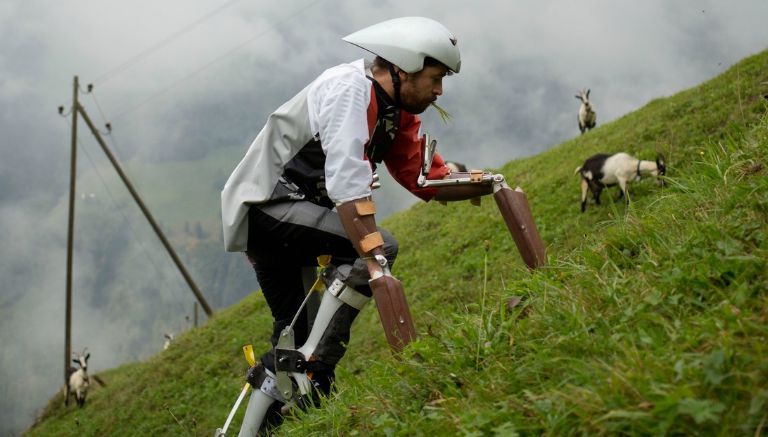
[236,273,370,436]
[236,365,284,437]
[278,275,370,406]
[215,346,283,437]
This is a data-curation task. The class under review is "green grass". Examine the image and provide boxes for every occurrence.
[26,50,768,436]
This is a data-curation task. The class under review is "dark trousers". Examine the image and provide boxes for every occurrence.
[245,200,398,372]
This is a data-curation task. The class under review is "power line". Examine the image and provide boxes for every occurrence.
[87,89,234,313]
[110,0,324,121]
[61,114,191,319]
[92,0,244,86]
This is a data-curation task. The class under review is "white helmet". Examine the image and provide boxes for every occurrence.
[343,17,461,74]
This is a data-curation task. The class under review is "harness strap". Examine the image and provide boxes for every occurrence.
[366,77,400,164]
[388,64,402,108]
[327,278,371,310]
[359,232,384,253]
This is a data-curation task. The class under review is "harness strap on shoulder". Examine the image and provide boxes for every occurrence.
[388,64,402,108]
[366,77,400,164]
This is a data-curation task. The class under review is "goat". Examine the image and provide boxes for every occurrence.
[575,88,597,134]
[65,348,90,407]
[445,161,468,173]
[575,152,666,212]
[163,332,175,350]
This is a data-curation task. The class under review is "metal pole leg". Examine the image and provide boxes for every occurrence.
[238,366,283,437]
[274,276,371,410]
[238,389,276,437]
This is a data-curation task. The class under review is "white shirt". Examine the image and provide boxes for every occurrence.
[221,59,375,252]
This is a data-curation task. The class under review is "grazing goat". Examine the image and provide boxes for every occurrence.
[445,161,468,173]
[575,88,597,134]
[163,332,175,350]
[65,349,90,407]
[575,152,666,212]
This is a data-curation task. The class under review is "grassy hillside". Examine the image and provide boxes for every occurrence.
[27,50,768,436]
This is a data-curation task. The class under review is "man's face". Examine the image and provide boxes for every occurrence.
[398,64,448,114]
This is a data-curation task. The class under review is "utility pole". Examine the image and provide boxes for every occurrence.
[64,76,78,383]
[63,77,214,382]
[75,103,213,317]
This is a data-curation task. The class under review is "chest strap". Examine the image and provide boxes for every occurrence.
[366,77,400,164]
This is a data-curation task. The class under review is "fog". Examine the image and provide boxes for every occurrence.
[1,0,766,434]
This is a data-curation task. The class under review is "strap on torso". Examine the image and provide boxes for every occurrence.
[366,77,400,165]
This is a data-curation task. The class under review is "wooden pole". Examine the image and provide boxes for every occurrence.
[64,76,78,383]
[75,103,213,317]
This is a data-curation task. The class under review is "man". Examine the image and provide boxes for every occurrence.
[221,17,494,435]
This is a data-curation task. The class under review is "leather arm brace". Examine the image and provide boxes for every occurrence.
[338,198,417,351]
[433,171,495,202]
[336,197,383,258]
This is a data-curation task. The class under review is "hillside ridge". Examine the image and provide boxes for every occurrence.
[26,49,768,436]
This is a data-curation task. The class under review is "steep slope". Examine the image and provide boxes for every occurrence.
[26,49,768,436]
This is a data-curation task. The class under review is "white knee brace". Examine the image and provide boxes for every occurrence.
[276,278,370,398]
[238,278,369,436]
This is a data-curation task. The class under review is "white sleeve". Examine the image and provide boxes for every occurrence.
[310,78,373,204]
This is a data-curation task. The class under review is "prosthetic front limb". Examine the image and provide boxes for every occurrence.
[235,262,371,437]
[418,134,547,269]
[336,198,417,351]
[492,182,546,268]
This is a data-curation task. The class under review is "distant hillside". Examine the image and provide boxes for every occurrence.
[26,49,768,436]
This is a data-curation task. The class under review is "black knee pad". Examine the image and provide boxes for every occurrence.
[322,264,373,297]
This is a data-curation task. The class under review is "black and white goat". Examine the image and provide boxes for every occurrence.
[575,88,597,134]
[163,332,175,350]
[65,348,90,407]
[575,152,666,212]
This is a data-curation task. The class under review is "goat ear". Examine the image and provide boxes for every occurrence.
[586,89,591,98]
[85,353,91,361]
[72,358,79,364]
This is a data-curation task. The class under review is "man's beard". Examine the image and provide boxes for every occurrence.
[400,99,432,114]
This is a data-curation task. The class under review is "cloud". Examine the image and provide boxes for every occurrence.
[2,0,768,434]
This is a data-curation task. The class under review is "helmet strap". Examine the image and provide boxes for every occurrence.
[387,64,402,107]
